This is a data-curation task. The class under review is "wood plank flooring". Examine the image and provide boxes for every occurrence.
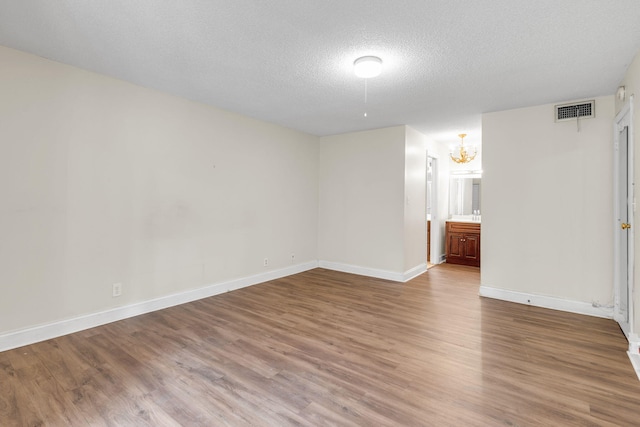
[1,264,639,426]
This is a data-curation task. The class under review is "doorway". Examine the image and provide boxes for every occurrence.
[426,153,439,268]
[613,96,634,340]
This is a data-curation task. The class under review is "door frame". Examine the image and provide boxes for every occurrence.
[613,95,635,340]
[426,151,441,265]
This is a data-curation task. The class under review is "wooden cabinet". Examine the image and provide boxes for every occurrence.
[445,221,480,267]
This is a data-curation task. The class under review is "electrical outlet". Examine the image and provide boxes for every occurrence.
[263,258,269,267]
[112,283,122,297]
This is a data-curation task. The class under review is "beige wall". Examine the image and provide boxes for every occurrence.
[404,126,428,271]
[0,46,439,339]
[318,125,447,277]
[318,126,407,273]
[482,96,615,305]
[616,49,640,335]
[0,46,319,334]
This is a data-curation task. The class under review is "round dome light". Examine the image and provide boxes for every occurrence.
[353,56,383,78]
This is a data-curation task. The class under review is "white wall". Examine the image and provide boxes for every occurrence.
[404,126,428,272]
[482,96,615,308]
[318,126,407,275]
[0,46,442,344]
[0,46,319,335]
[616,49,640,335]
[318,125,444,279]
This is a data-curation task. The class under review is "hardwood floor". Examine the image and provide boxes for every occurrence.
[1,264,638,426]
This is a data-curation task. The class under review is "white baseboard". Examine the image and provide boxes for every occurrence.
[628,352,640,381]
[478,286,614,319]
[0,261,318,353]
[629,334,640,353]
[318,260,427,283]
[628,335,640,380]
[318,260,426,283]
[403,263,428,282]
[318,260,403,281]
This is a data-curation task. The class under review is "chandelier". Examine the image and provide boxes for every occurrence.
[450,133,477,164]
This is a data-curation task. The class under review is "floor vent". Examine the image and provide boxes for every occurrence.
[555,100,595,122]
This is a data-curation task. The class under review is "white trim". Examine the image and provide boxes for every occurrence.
[426,152,441,266]
[479,286,613,319]
[318,260,402,281]
[628,334,640,354]
[613,95,635,338]
[628,95,635,337]
[403,263,428,282]
[0,261,318,353]
[628,353,640,381]
[628,334,640,380]
[318,260,425,282]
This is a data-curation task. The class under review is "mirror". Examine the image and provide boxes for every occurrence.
[449,175,481,216]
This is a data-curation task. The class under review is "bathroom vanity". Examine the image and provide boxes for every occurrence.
[446,172,481,267]
[445,220,480,267]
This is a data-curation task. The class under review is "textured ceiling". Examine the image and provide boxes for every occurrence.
[1,1,640,145]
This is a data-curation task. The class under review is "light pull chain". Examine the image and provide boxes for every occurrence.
[364,78,368,117]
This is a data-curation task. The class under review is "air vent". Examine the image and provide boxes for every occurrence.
[555,100,595,122]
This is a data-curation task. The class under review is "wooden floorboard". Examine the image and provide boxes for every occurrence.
[1,264,639,426]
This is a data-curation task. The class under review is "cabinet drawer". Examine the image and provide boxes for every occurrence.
[446,221,480,234]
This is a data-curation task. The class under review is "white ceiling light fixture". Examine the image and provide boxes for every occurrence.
[353,56,383,78]
[353,56,383,118]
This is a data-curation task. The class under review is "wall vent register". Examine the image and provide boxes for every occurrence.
[555,100,595,122]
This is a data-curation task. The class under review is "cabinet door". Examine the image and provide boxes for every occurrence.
[463,234,480,262]
[447,232,465,259]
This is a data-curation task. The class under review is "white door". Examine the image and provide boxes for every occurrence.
[614,98,634,339]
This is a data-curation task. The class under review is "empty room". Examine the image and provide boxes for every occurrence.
[2,1,640,425]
